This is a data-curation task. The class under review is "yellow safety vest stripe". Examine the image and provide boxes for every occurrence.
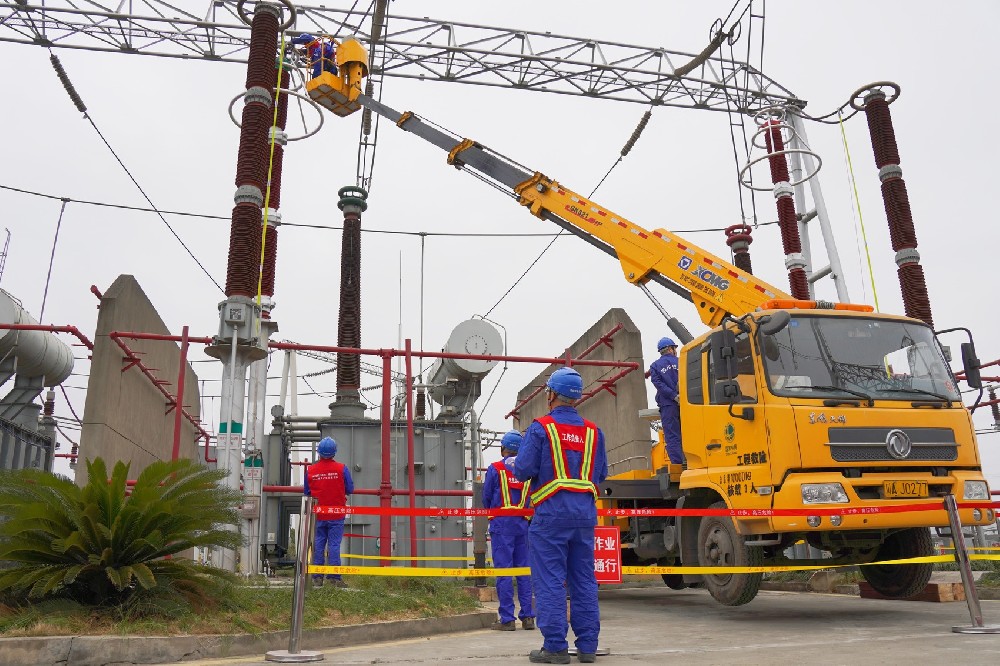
[530,422,597,505]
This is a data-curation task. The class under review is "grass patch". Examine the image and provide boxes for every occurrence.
[0,577,479,638]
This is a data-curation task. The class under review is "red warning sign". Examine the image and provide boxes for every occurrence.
[593,525,622,585]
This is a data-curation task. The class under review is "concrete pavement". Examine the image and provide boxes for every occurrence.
[186,587,1000,665]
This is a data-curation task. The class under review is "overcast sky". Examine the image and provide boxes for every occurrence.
[1,1,997,488]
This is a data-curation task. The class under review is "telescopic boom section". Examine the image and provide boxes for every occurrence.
[336,91,791,328]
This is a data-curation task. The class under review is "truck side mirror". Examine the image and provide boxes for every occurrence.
[709,329,737,381]
[961,342,982,389]
[758,310,791,336]
[714,380,755,421]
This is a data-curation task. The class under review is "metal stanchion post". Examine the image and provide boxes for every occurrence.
[944,494,1000,634]
[266,496,325,662]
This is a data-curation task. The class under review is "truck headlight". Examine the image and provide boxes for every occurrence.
[964,481,990,500]
[801,483,849,504]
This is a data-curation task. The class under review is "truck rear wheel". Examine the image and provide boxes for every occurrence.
[697,501,762,606]
[860,527,933,598]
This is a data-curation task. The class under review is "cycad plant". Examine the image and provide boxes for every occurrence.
[0,457,243,608]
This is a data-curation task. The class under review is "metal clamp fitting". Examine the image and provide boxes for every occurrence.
[234,184,264,207]
[878,164,903,182]
[894,247,921,267]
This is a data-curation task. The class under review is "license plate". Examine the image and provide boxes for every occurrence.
[883,480,928,498]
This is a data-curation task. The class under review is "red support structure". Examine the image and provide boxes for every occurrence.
[171,326,189,461]
[379,351,393,566]
[505,323,631,419]
[0,323,94,351]
[405,338,417,567]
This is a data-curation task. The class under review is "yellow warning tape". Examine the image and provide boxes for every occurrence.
[342,554,480,562]
[310,553,1000,577]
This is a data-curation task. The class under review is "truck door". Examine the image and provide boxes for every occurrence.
[702,332,772,509]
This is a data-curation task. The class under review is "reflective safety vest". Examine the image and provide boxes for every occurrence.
[529,415,598,506]
[490,459,530,519]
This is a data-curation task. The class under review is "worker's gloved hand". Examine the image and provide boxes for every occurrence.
[673,395,680,403]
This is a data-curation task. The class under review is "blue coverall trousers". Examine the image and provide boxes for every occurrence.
[528,521,599,654]
[491,525,534,623]
[313,519,344,581]
[658,403,683,465]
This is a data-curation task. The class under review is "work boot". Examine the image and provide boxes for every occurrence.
[491,620,516,631]
[528,648,570,664]
[521,617,536,630]
[312,578,324,588]
[578,653,596,663]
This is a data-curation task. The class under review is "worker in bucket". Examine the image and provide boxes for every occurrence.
[515,367,608,664]
[483,430,536,631]
[292,33,337,78]
[649,336,684,465]
[304,436,353,588]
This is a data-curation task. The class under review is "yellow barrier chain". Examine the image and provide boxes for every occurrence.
[310,553,1000,578]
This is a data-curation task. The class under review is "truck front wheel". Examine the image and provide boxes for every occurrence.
[860,527,933,598]
[697,501,763,606]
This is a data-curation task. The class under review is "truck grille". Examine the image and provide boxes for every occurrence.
[826,427,957,463]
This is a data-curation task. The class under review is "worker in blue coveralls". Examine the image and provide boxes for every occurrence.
[292,33,337,78]
[483,430,536,631]
[649,336,684,465]
[304,436,353,588]
[515,367,608,665]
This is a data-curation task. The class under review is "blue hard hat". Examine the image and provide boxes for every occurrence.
[657,337,677,351]
[318,437,337,459]
[500,430,523,453]
[546,367,584,400]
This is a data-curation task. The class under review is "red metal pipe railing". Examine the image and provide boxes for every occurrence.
[171,326,190,461]
[108,332,216,463]
[0,323,94,351]
[379,351,393,565]
[505,323,630,418]
[405,338,417,567]
[89,284,103,301]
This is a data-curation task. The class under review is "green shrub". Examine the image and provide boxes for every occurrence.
[0,458,242,612]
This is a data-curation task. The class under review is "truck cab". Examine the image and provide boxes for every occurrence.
[603,303,993,605]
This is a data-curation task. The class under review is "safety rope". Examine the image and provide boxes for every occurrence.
[39,198,68,322]
[838,111,880,311]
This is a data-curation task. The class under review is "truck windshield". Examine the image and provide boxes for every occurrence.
[760,315,960,402]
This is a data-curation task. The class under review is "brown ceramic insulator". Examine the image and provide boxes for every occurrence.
[864,98,901,169]
[788,267,810,300]
[897,263,934,327]
[989,387,999,424]
[776,197,802,254]
[880,178,917,250]
[265,144,284,209]
[246,10,279,90]
[336,214,363,392]
[763,120,790,183]
[276,70,291,130]
[226,203,262,296]
[236,104,271,189]
[415,388,426,419]
[260,224,278,297]
[733,251,753,275]
[43,392,55,417]
[725,224,754,275]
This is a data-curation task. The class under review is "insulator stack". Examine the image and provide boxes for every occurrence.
[989,387,999,428]
[764,120,810,299]
[227,204,263,296]
[415,386,426,419]
[335,187,369,399]
[725,223,754,274]
[42,389,55,417]
[862,91,934,327]
[260,67,290,306]
[224,3,280,298]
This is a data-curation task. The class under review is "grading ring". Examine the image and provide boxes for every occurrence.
[228,87,325,141]
[237,0,297,31]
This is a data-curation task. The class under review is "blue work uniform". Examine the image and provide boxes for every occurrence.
[304,458,354,581]
[482,456,534,624]
[515,406,608,655]
[292,33,337,78]
[650,352,683,464]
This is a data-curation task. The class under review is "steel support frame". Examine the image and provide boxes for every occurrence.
[0,1,802,112]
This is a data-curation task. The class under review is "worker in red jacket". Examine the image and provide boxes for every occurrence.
[305,436,354,588]
[482,430,535,631]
